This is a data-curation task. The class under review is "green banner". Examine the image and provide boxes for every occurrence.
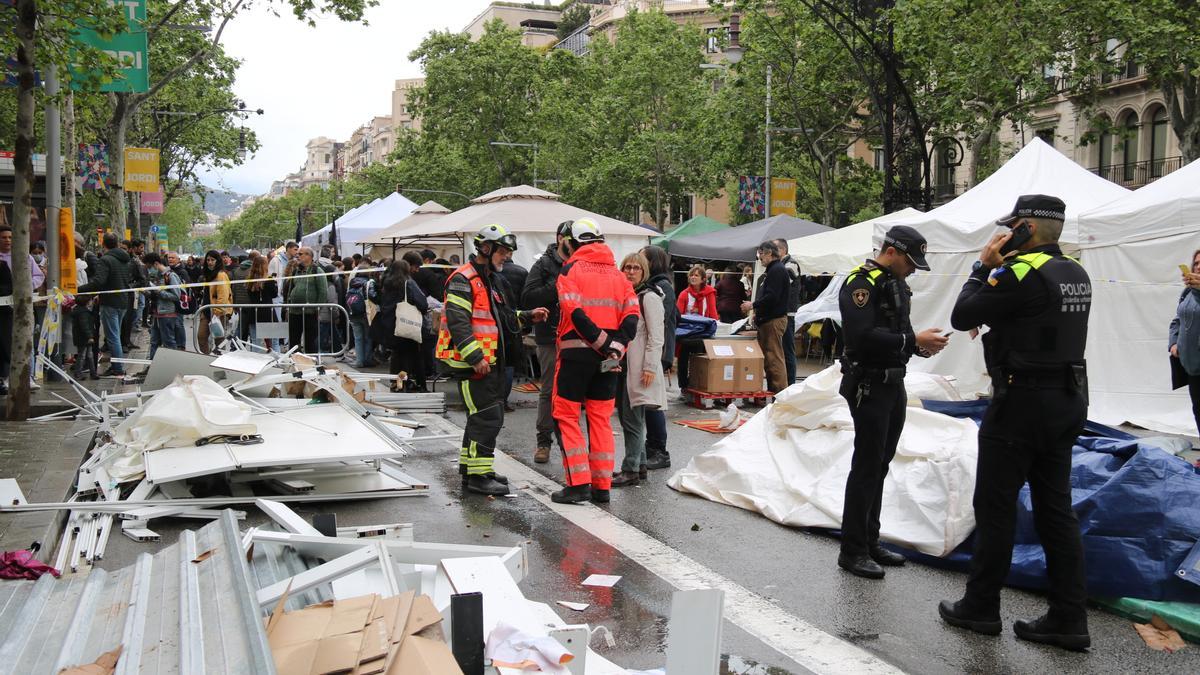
[71,0,148,93]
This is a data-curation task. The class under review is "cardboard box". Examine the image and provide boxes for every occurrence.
[688,339,764,393]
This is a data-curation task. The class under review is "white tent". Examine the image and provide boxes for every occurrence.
[390,185,652,270]
[869,138,1130,395]
[1076,158,1200,434]
[301,192,419,252]
[361,200,455,260]
[787,208,921,276]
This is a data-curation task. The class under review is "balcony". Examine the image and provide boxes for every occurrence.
[1088,156,1183,188]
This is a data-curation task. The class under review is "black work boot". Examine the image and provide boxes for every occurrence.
[461,472,508,486]
[590,488,610,503]
[837,552,885,579]
[644,447,671,470]
[465,474,510,496]
[550,484,591,504]
[938,599,1002,636]
[1013,613,1090,651]
[870,544,906,567]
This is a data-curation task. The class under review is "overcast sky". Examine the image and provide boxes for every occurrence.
[196,1,495,197]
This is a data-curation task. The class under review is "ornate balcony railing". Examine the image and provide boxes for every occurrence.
[1089,156,1183,187]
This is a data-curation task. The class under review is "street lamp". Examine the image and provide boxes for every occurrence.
[488,141,538,186]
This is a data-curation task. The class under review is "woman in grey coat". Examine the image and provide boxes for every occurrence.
[613,251,666,487]
[1168,248,1200,433]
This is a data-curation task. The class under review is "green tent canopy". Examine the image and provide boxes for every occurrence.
[650,215,729,250]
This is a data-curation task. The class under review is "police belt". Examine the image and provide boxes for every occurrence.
[841,360,905,384]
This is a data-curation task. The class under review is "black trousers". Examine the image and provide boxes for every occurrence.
[965,385,1088,620]
[839,374,906,556]
[0,307,12,379]
[456,367,504,476]
[287,312,318,354]
[1187,375,1200,436]
[389,336,425,391]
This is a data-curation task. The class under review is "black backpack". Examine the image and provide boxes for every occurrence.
[346,277,369,317]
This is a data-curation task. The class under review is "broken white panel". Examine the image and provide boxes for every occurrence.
[0,478,28,505]
[254,544,378,607]
[210,350,277,375]
[665,589,725,675]
[440,556,543,640]
[142,443,239,484]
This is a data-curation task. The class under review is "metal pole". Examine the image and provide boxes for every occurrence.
[765,64,772,218]
[533,144,538,187]
[45,64,61,291]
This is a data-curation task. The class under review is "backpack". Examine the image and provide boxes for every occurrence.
[346,277,368,317]
[175,278,196,315]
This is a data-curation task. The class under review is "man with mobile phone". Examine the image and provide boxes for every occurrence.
[940,194,1093,651]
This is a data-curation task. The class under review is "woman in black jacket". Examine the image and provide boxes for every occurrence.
[370,260,429,392]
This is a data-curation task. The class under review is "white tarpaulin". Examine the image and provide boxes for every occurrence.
[787,208,921,276]
[668,365,979,557]
[302,192,419,251]
[109,375,257,480]
[868,138,1129,396]
[1076,158,1200,434]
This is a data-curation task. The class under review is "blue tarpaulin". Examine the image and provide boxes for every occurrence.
[915,400,1200,602]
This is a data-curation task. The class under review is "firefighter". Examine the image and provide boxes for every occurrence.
[551,218,641,504]
[436,224,548,496]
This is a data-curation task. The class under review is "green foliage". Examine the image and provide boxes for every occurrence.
[555,2,591,41]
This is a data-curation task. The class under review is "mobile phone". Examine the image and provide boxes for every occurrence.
[600,358,620,372]
[1180,264,1191,275]
[999,222,1033,256]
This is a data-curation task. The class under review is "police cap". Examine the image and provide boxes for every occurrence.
[996,194,1066,227]
[882,225,930,271]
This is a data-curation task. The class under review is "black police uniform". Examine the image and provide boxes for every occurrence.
[950,243,1091,624]
[837,259,923,559]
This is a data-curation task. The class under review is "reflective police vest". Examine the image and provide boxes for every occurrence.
[984,251,1091,371]
[435,263,500,368]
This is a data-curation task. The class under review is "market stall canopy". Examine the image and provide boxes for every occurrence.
[1075,157,1200,434]
[651,215,730,250]
[668,214,832,262]
[361,200,452,258]
[300,192,419,251]
[867,137,1130,397]
[391,185,652,269]
[787,208,921,276]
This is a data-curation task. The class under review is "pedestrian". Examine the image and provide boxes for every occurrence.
[142,252,182,358]
[641,245,677,470]
[76,233,131,377]
[497,254,528,412]
[715,261,749,323]
[435,225,547,496]
[372,260,427,391]
[121,239,147,350]
[741,241,791,394]
[284,247,326,354]
[940,195,1092,651]
[550,218,640,504]
[244,254,277,350]
[404,251,436,380]
[677,264,718,319]
[229,251,254,342]
[835,225,948,580]
[70,295,99,380]
[346,261,376,367]
[774,239,804,387]
[1169,249,1200,433]
[0,225,47,393]
[612,251,666,487]
[522,221,572,464]
[195,250,232,355]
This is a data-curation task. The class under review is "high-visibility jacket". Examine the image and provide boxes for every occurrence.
[555,242,640,358]
[435,263,501,369]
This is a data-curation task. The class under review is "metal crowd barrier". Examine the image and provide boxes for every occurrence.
[190,302,353,360]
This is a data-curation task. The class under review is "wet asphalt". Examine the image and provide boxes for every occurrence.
[95,375,1200,674]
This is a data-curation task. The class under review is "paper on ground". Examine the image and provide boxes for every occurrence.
[581,574,621,588]
[486,621,573,674]
[556,601,589,611]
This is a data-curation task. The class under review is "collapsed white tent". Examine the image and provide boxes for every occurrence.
[301,192,419,251]
[668,366,978,556]
[1077,158,1200,434]
[388,185,652,270]
[869,138,1129,395]
[787,208,921,276]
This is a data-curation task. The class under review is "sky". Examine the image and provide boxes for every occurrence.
[195,1,496,197]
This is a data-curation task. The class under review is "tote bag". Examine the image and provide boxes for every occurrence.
[394,283,423,343]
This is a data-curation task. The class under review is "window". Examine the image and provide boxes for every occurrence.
[324,153,330,163]
[1151,108,1168,178]
[705,28,720,54]
[873,148,885,171]
[1098,128,1113,172]
[1122,113,1138,182]
[1035,127,1056,148]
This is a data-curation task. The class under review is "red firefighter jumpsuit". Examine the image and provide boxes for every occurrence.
[553,242,640,490]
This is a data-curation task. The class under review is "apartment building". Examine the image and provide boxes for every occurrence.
[391,78,424,132]
[463,2,563,48]
[344,116,396,174]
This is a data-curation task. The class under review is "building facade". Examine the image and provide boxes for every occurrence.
[391,77,424,132]
[463,2,563,48]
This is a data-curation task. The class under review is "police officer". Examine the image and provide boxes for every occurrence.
[837,225,948,579]
[551,218,640,504]
[435,225,547,496]
[939,194,1092,651]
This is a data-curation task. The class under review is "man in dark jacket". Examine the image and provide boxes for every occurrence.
[413,249,447,299]
[521,222,572,463]
[78,233,133,376]
[743,240,790,393]
[229,255,253,341]
[775,238,804,387]
[497,257,529,411]
[122,239,147,349]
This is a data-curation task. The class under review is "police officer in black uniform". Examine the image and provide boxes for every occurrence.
[939,194,1092,651]
[837,225,949,579]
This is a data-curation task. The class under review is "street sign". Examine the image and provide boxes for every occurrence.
[149,224,160,234]
[124,147,159,192]
[71,0,148,93]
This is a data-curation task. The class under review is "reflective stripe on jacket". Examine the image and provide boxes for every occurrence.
[435,263,501,369]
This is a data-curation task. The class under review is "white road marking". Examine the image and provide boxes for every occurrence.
[494,452,902,675]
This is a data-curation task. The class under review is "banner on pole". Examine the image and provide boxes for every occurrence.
[77,143,109,189]
[70,0,148,93]
[58,208,77,294]
[123,147,159,192]
[140,190,163,214]
[769,178,798,217]
[738,175,766,217]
